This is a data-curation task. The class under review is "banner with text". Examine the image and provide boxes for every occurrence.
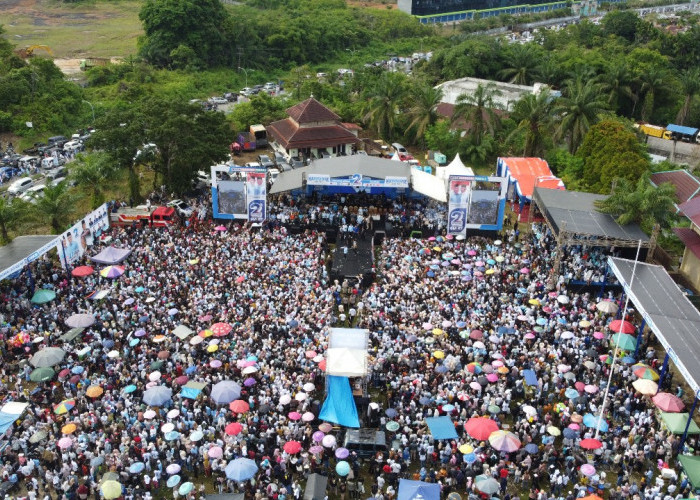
[306,174,408,189]
[447,175,472,236]
[59,203,111,268]
[246,172,267,223]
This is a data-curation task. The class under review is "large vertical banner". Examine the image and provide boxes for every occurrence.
[58,203,111,267]
[447,175,471,236]
[246,172,267,223]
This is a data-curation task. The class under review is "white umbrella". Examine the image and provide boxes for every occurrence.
[303,383,315,392]
[557,295,569,304]
[242,366,258,375]
[596,301,619,314]
[295,392,308,401]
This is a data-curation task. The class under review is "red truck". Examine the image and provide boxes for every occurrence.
[109,206,177,228]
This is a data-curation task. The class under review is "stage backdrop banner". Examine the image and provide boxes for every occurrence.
[59,203,110,268]
[447,175,471,236]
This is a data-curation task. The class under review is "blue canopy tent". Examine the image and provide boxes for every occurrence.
[319,376,359,428]
[397,479,440,500]
[425,416,458,440]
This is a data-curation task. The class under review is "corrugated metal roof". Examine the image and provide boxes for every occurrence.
[650,170,700,205]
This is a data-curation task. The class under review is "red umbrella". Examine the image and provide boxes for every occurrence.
[318,360,326,371]
[579,438,603,450]
[211,323,232,337]
[225,422,242,436]
[283,441,302,454]
[464,417,499,441]
[469,330,483,340]
[229,400,250,413]
[382,464,392,474]
[651,392,685,413]
[71,266,94,277]
[608,320,635,334]
[174,376,188,385]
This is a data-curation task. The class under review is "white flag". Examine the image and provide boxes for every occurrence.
[25,122,33,128]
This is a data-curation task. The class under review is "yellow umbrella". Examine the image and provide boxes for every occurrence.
[497,366,509,374]
[485,269,495,275]
[632,379,658,395]
[152,335,166,343]
[579,320,591,328]
[61,423,77,434]
[547,426,561,436]
[199,329,213,338]
[458,443,473,454]
[528,298,540,306]
[432,328,444,336]
[101,479,122,499]
[86,386,104,398]
[432,350,445,359]
[433,246,442,252]
[207,344,218,353]
[189,259,200,265]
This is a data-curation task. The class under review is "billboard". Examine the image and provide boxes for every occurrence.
[447,175,508,232]
[306,174,409,188]
[211,164,267,221]
[59,203,111,268]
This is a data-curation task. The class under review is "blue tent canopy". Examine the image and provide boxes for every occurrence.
[180,387,202,399]
[523,369,538,387]
[425,416,458,440]
[667,123,699,136]
[319,376,359,428]
[397,479,440,500]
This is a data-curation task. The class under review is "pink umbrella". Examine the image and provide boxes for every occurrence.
[488,430,521,452]
[57,437,73,449]
[210,360,222,368]
[208,446,223,459]
[568,423,580,430]
[470,381,482,391]
[283,441,302,454]
[574,381,585,392]
[214,225,227,231]
[468,250,477,256]
[288,412,302,421]
[235,276,245,284]
[584,384,599,394]
[305,350,317,359]
[470,329,483,339]
[442,320,452,328]
[174,375,189,385]
[322,435,336,448]
[279,394,292,405]
[486,373,499,383]
[524,333,535,340]
[520,267,530,274]
[422,322,433,330]
[146,381,158,389]
[593,331,605,339]
[557,364,571,373]
[580,464,596,476]
[309,445,323,454]
[312,431,325,442]
[302,412,315,422]
[492,360,504,367]
[652,392,685,413]
[166,463,181,475]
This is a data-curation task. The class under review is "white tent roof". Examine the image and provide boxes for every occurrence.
[411,169,447,203]
[328,328,369,350]
[0,401,29,415]
[172,325,194,340]
[326,347,367,377]
[436,154,474,182]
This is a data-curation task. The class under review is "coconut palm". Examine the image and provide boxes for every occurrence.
[598,63,637,115]
[70,152,120,209]
[362,73,407,142]
[595,175,677,232]
[406,84,443,146]
[451,83,502,146]
[637,68,666,122]
[676,68,700,125]
[510,90,554,157]
[554,78,608,153]
[30,181,81,234]
[498,44,541,85]
[0,196,31,244]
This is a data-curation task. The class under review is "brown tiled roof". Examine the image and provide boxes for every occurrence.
[341,122,362,131]
[679,197,700,227]
[267,118,358,149]
[674,227,700,259]
[286,97,340,124]
[650,170,700,205]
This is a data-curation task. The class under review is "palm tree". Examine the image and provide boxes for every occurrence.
[676,68,700,125]
[637,68,666,122]
[406,84,443,146]
[71,152,120,209]
[598,63,637,115]
[534,57,564,87]
[30,182,81,234]
[362,73,407,142]
[498,44,541,85]
[0,197,31,244]
[451,83,502,146]
[554,78,608,153]
[510,90,553,157]
[595,175,677,232]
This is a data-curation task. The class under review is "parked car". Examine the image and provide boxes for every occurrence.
[8,177,35,195]
[267,168,280,184]
[224,92,238,102]
[47,136,68,148]
[208,96,229,105]
[196,171,212,187]
[244,161,261,168]
[257,155,274,169]
[20,184,45,202]
[63,140,83,152]
[0,167,20,180]
[46,166,67,181]
[167,199,194,218]
[290,158,304,169]
[239,87,252,96]
[273,152,286,165]
[277,162,292,172]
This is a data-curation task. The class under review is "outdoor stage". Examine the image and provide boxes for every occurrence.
[330,237,374,284]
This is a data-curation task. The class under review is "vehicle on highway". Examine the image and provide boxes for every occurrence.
[8,177,35,196]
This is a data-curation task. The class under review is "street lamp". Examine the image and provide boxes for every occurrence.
[238,67,249,88]
[82,100,95,124]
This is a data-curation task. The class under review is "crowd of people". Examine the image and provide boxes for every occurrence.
[0,193,695,500]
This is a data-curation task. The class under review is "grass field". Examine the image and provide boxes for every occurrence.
[3,0,142,58]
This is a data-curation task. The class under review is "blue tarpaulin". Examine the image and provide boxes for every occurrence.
[180,387,202,400]
[667,123,699,137]
[425,416,458,440]
[523,369,538,387]
[319,376,359,428]
[397,479,440,500]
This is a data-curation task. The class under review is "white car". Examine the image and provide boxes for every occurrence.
[239,87,253,96]
[167,199,194,218]
[196,171,212,187]
[63,140,83,152]
[244,162,261,168]
[8,177,35,195]
[20,184,45,202]
[268,168,280,184]
[208,96,229,105]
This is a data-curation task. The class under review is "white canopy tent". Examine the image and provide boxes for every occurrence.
[328,328,369,350]
[326,347,368,377]
[436,154,475,186]
[411,169,447,203]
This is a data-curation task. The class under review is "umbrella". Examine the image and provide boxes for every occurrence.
[385,408,397,418]
[71,266,94,277]
[579,438,603,450]
[225,458,258,482]
[524,443,539,454]
[86,386,103,398]
[211,322,232,336]
[557,295,569,304]
[335,447,349,459]
[54,399,76,415]
[100,266,125,278]
[164,431,180,441]
[288,411,302,421]
[30,367,55,382]
[229,400,250,413]
[475,475,500,495]
[583,414,608,432]
[31,289,56,304]
[129,462,145,474]
[179,483,194,496]
[30,347,66,368]
[318,422,333,433]
[611,333,637,351]
[488,430,521,452]
[211,381,242,404]
[652,392,685,412]
[634,365,659,381]
[284,441,302,454]
[565,388,580,399]
[66,313,95,328]
[142,386,172,406]
[123,385,137,394]
[632,379,658,395]
[279,394,292,405]
[608,319,635,334]
[385,421,400,432]
[57,436,73,449]
[100,480,122,499]
[336,461,350,476]
[61,423,77,434]
[596,300,619,314]
[322,434,337,447]
[208,446,223,459]
[464,417,499,441]
[584,384,599,394]
[166,475,181,488]
[581,464,597,476]
[309,445,323,454]
[190,430,204,442]
[547,426,561,436]
[29,430,48,444]
[562,428,579,439]
[302,411,315,422]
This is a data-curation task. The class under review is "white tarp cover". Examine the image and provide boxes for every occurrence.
[0,402,29,415]
[411,169,447,203]
[328,328,369,350]
[172,325,194,340]
[436,154,475,183]
[326,348,367,377]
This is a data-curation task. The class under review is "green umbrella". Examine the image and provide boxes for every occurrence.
[31,289,56,304]
[30,367,55,382]
[611,333,636,351]
[149,360,164,371]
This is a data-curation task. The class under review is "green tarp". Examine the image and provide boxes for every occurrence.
[660,412,700,434]
[678,455,700,490]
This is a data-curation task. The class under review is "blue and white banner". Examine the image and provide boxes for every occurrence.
[306,173,408,188]
[447,175,471,236]
[246,172,267,223]
[58,203,110,268]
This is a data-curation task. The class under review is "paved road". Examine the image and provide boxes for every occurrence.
[646,136,700,168]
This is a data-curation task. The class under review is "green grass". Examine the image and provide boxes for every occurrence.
[4,0,142,58]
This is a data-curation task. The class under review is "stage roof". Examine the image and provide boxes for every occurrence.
[0,235,59,281]
[608,257,700,395]
[534,187,649,242]
[497,157,563,200]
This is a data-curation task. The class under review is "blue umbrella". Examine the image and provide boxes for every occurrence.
[562,428,579,439]
[211,381,242,405]
[524,443,539,454]
[430,264,440,270]
[166,475,181,488]
[129,338,140,347]
[442,404,455,412]
[435,365,448,373]
[336,461,350,476]
[71,366,84,375]
[246,355,258,362]
[129,462,145,474]
[456,321,467,328]
[135,287,145,293]
[427,271,435,277]
[497,326,508,334]
[165,431,180,441]
[178,482,194,495]
[406,335,418,342]
[486,259,496,265]
[558,318,567,325]
[103,339,115,349]
[288,320,299,328]
[565,388,580,399]
[583,413,609,432]
[139,316,149,323]
[517,287,528,294]
[185,365,197,375]
[142,386,172,406]
[385,408,397,418]
[536,318,547,326]
[419,397,432,405]
[622,356,636,364]
[464,453,476,463]
[225,458,259,482]
[123,385,137,394]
